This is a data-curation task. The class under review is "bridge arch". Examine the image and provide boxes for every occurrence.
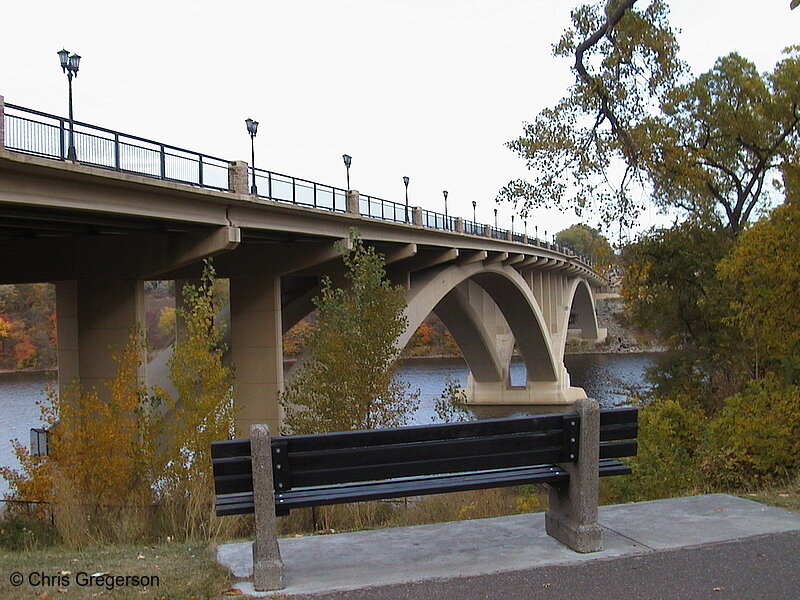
[558,278,602,355]
[401,262,559,384]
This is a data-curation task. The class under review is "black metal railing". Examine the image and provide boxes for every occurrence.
[490,226,507,241]
[4,103,230,190]
[422,209,457,231]
[252,168,347,212]
[1,102,596,267]
[359,195,408,223]
[463,220,483,236]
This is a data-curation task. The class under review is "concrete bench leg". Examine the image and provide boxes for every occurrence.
[545,397,603,553]
[250,424,285,591]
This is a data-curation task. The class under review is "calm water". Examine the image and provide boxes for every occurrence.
[0,353,655,495]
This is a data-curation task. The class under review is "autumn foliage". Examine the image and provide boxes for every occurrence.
[0,262,236,545]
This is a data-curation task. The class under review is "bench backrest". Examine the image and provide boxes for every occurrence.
[211,406,637,498]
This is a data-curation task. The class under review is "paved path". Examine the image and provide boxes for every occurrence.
[217,494,800,598]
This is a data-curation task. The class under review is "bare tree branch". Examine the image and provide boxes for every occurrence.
[574,0,640,164]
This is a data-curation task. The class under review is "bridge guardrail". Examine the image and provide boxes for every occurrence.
[1,102,596,269]
[253,168,347,213]
[422,209,457,231]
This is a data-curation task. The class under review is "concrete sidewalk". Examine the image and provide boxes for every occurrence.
[216,494,800,597]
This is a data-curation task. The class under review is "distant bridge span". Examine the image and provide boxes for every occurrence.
[0,98,608,434]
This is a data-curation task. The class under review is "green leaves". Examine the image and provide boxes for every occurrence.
[280,230,418,434]
[502,0,685,229]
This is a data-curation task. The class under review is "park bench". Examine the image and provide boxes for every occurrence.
[211,398,637,591]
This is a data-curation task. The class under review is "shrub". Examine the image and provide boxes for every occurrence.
[700,377,800,488]
[604,398,706,503]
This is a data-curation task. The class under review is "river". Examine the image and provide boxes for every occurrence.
[0,353,655,495]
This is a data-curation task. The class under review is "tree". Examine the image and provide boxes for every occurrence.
[621,221,748,410]
[555,224,613,268]
[500,0,685,228]
[718,167,800,378]
[501,2,800,239]
[639,50,800,236]
[280,230,418,433]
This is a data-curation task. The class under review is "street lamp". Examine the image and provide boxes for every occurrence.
[245,118,259,195]
[472,200,476,223]
[535,225,539,241]
[511,215,515,235]
[442,190,448,225]
[342,154,352,190]
[57,49,81,161]
[403,176,410,223]
[494,208,498,228]
[524,219,528,237]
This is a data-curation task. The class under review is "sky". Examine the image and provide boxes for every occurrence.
[1,0,798,240]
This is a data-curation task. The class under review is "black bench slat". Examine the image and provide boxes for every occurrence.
[598,458,633,477]
[288,430,564,471]
[599,406,638,426]
[213,456,252,477]
[282,413,571,453]
[599,422,638,442]
[214,473,257,495]
[600,440,638,459]
[211,439,251,459]
[291,446,565,488]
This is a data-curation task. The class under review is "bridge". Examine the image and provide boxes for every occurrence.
[0,96,608,435]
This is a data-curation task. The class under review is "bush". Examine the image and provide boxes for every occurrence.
[0,515,57,551]
[700,377,800,488]
[604,398,706,503]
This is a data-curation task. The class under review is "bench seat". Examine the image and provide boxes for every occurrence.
[214,457,631,516]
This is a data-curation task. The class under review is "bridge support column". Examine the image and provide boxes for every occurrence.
[230,275,283,436]
[55,279,145,400]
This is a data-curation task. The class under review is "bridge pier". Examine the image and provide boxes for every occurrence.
[465,377,587,405]
[230,275,284,436]
[55,279,145,400]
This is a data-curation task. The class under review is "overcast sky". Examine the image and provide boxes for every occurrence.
[2,1,797,239]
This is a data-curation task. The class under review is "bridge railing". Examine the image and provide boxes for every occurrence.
[2,101,597,268]
[252,168,347,212]
[3,103,231,190]
[422,209,457,231]
[359,195,407,223]
[490,226,507,241]
[463,220,483,236]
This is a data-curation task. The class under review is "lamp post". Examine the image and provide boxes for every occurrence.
[245,118,259,195]
[343,154,352,190]
[535,225,539,241]
[525,219,528,237]
[442,190,448,225]
[472,200,476,223]
[511,215,515,235]
[57,49,81,161]
[403,176,410,223]
[494,208,498,228]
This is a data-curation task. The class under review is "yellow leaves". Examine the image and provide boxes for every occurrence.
[2,261,233,543]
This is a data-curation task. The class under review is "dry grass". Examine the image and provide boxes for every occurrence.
[277,486,547,536]
[739,474,800,514]
[0,541,232,600]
